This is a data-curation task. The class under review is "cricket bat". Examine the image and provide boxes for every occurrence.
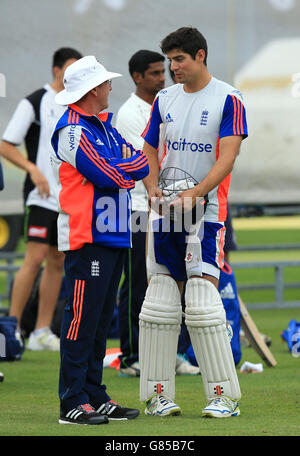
[238,295,277,367]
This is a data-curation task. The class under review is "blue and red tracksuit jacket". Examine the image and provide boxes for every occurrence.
[51,104,149,251]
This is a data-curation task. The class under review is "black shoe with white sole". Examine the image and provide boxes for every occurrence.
[59,403,109,425]
[95,400,140,420]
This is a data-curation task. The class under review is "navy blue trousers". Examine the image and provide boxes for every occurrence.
[59,243,125,412]
[118,228,148,368]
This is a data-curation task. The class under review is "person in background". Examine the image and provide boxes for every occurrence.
[224,203,238,262]
[0,158,4,191]
[0,47,82,351]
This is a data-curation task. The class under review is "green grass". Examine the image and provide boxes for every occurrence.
[1,218,300,436]
[229,227,300,305]
[0,307,300,436]
[234,228,300,246]
[1,222,300,309]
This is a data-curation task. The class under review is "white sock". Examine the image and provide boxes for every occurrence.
[33,327,49,336]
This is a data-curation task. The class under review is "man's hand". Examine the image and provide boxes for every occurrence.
[169,186,203,212]
[0,141,51,198]
[29,165,50,198]
[148,186,163,214]
[122,144,136,159]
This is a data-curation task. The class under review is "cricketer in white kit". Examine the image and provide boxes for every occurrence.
[139,26,248,419]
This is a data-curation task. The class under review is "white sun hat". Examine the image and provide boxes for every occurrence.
[55,55,122,105]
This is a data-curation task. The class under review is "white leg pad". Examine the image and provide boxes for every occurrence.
[185,278,241,401]
[139,274,182,401]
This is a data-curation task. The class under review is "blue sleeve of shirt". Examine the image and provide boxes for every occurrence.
[110,154,149,181]
[220,94,248,139]
[141,96,162,149]
[75,128,136,190]
[111,127,149,181]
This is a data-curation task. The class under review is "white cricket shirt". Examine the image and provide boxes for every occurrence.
[142,77,248,222]
[116,93,151,212]
[2,84,67,212]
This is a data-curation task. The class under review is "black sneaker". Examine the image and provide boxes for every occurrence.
[59,403,109,425]
[95,400,140,420]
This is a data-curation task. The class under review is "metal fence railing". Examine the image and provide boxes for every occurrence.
[231,243,300,309]
[0,247,300,312]
[0,252,24,313]
[231,260,300,309]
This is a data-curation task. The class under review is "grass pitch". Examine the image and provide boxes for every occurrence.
[0,306,300,437]
[0,216,300,437]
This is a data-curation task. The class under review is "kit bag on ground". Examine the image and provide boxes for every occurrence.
[0,316,24,361]
[281,319,300,356]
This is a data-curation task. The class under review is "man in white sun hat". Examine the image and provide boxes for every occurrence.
[51,55,149,425]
